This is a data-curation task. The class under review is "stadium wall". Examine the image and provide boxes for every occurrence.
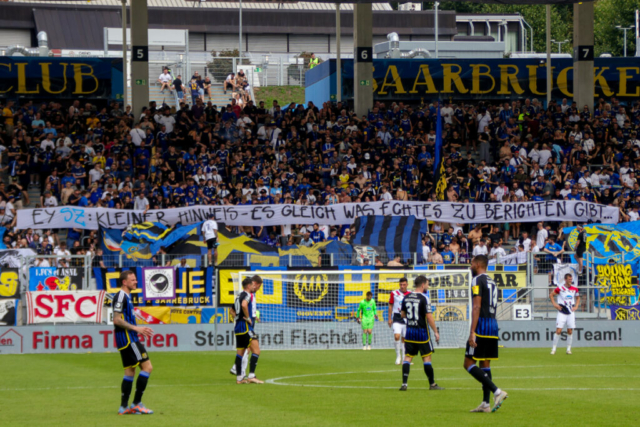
[0,321,638,354]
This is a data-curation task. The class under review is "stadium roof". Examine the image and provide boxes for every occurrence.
[6,0,393,11]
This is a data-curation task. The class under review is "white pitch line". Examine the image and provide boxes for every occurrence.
[266,365,640,390]
[300,374,640,384]
[265,382,640,392]
[0,382,229,393]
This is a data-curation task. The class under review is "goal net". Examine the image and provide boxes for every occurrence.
[233,269,472,350]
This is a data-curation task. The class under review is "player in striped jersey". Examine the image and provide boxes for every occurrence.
[550,274,581,355]
[464,255,508,413]
[388,278,411,364]
[398,276,443,391]
[233,276,263,384]
[230,276,262,378]
[112,270,155,415]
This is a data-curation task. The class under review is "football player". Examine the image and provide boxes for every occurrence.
[550,273,581,355]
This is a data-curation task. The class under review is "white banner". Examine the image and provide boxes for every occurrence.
[553,263,579,286]
[16,200,619,230]
[26,291,105,324]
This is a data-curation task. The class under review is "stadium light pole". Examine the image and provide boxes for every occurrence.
[434,1,439,59]
[616,25,634,57]
[239,0,243,62]
[551,39,569,53]
[546,4,551,108]
[122,0,127,109]
[336,3,341,102]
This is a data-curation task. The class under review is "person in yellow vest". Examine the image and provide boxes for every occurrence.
[309,53,319,69]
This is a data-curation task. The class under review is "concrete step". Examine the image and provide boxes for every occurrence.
[126,83,235,109]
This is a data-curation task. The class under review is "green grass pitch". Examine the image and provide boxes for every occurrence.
[1,347,638,426]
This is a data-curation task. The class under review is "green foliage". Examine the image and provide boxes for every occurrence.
[594,0,637,57]
[432,1,639,57]
[255,86,305,107]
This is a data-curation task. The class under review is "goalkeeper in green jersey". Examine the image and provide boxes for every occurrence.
[358,292,379,350]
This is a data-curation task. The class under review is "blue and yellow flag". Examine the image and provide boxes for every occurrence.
[434,105,447,201]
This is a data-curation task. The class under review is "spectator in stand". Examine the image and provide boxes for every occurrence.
[472,239,488,257]
[224,73,236,94]
[172,75,186,103]
[158,69,172,93]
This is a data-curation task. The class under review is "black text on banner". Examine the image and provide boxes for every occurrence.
[17,200,619,230]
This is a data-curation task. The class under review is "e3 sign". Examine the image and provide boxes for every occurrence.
[513,304,532,320]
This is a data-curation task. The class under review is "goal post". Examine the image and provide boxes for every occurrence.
[233,269,472,350]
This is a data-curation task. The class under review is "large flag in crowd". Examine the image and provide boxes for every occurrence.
[101,216,426,267]
[351,215,427,264]
[434,105,447,201]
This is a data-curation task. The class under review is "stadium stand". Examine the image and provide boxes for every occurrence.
[0,94,638,266]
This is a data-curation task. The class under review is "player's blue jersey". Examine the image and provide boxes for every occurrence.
[234,291,254,334]
[112,290,140,350]
[471,274,499,338]
[401,292,431,343]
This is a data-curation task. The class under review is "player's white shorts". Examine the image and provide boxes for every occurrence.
[556,311,576,329]
[392,322,406,337]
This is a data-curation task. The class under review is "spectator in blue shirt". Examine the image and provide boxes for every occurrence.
[309,223,325,243]
[544,237,564,264]
[327,229,339,242]
[441,245,454,264]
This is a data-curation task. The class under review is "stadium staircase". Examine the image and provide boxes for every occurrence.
[126,82,233,109]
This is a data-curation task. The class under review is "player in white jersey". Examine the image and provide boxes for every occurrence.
[550,274,581,355]
[230,276,262,380]
[388,278,411,364]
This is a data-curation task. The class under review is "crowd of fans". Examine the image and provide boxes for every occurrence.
[0,90,638,265]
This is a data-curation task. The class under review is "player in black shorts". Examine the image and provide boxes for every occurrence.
[464,255,508,413]
[575,223,587,274]
[112,270,154,415]
[399,275,443,391]
[233,277,263,384]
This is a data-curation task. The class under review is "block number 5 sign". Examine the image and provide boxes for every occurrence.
[132,46,149,62]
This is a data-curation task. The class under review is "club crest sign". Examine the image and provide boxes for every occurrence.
[142,267,176,301]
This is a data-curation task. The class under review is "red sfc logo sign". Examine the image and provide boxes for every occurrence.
[26,291,106,324]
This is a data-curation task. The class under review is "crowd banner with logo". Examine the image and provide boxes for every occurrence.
[564,223,640,271]
[3,321,640,355]
[0,269,20,299]
[0,249,37,268]
[29,267,84,292]
[217,265,526,320]
[94,267,213,307]
[0,300,18,326]
[17,200,618,231]
[25,291,106,324]
[610,305,640,320]
[594,264,639,307]
[142,267,176,301]
[0,57,123,100]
